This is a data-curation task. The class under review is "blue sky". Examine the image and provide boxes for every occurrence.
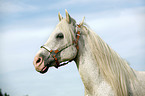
[0,0,145,96]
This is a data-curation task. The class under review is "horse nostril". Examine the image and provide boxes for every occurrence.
[36,57,42,64]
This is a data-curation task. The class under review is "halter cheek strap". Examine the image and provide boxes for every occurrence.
[41,24,81,68]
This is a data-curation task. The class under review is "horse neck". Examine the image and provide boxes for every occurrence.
[74,33,107,94]
[74,27,136,96]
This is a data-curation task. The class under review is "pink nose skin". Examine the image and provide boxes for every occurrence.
[33,55,45,72]
[35,57,43,66]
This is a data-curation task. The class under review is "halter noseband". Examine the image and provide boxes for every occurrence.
[40,24,81,68]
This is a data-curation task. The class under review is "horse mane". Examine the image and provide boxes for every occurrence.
[57,18,137,96]
[80,22,137,96]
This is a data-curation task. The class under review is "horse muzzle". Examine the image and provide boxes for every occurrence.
[33,52,57,74]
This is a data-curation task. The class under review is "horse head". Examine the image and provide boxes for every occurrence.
[33,10,80,73]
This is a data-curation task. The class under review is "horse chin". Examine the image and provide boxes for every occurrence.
[40,66,49,74]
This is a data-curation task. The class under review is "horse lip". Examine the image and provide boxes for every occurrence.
[40,61,54,74]
[40,60,60,74]
[40,66,49,74]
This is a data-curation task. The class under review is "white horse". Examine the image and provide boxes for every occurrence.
[33,10,145,96]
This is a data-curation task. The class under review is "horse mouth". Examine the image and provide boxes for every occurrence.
[40,66,49,74]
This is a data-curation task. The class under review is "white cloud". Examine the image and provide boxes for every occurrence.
[86,7,145,58]
[0,1,37,13]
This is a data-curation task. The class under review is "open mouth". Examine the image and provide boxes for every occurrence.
[39,61,54,74]
[39,61,70,74]
[40,66,49,74]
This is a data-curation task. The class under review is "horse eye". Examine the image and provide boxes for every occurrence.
[56,33,64,39]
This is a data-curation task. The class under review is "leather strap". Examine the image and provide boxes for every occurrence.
[41,24,81,68]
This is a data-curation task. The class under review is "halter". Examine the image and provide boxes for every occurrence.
[40,24,81,68]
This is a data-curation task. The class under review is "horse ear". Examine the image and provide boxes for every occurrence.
[80,16,85,26]
[65,9,71,24]
[58,12,63,21]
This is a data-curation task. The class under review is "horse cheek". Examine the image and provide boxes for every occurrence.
[60,46,77,61]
